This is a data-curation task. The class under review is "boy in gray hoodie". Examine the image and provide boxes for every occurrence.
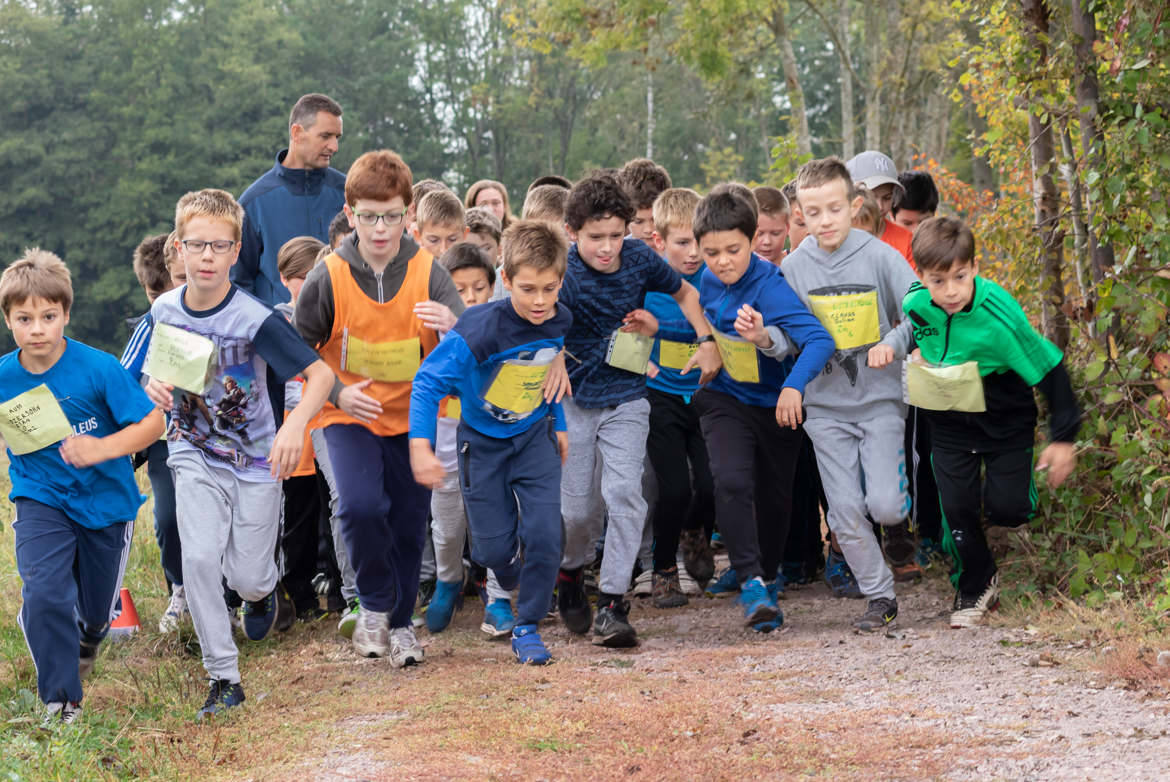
[779,157,917,631]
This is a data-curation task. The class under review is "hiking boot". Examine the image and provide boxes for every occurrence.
[631,569,653,598]
[679,529,715,586]
[481,598,516,638]
[557,568,592,635]
[881,520,917,567]
[337,598,360,639]
[352,606,391,658]
[425,579,463,633]
[824,550,863,599]
[704,567,740,598]
[241,591,278,641]
[197,679,245,720]
[854,597,898,632]
[388,626,425,668]
[159,584,189,633]
[78,639,100,680]
[951,573,1000,629]
[512,623,552,665]
[651,569,689,609]
[739,577,779,626]
[44,701,82,726]
[592,597,638,648]
[891,561,924,582]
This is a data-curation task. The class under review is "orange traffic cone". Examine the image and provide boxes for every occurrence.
[109,587,140,638]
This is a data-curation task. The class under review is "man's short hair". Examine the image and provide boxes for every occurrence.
[501,220,568,280]
[563,171,635,231]
[465,206,502,243]
[175,189,244,241]
[617,158,673,210]
[527,175,572,193]
[278,236,327,281]
[346,150,413,207]
[651,188,701,240]
[893,170,940,216]
[328,211,351,247]
[709,182,759,217]
[416,189,465,229]
[133,234,171,297]
[795,157,856,202]
[522,184,569,223]
[289,93,342,130]
[912,216,975,273]
[439,242,496,287]
[753,186,789,218]
[0,248,73,316]
[693,189,758,243]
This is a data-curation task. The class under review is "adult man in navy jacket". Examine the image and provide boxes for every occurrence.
[233,93,347,305]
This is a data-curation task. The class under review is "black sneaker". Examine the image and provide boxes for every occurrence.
[197,679,245,720]
[592,597,638,648]
[275,585,295,632]
[557,567,592,635]
[241,591,278,641]
[853,597,898,632]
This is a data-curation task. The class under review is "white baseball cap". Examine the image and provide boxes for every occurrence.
[846,151,903,191]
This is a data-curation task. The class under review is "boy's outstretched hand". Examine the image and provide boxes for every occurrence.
[542,350,572,403]
[1036,442,1076,489]
[414,300,458,333]
[867,344,895,369]
[409,438,446,489]
[775,387,804,429]
[557,431,569,464]
[733,304,772,348]
[338,378,383,422]
[621,309,659,337]
[144,377,175,410]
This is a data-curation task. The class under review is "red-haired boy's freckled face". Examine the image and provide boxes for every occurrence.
[5,296,69,371]
[346,197,407,269]
[569,216,627,274]
[474,187,506,222]
[753,212,789,263]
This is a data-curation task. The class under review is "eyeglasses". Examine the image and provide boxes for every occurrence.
[352,210,407,227]
[181,239,237,254]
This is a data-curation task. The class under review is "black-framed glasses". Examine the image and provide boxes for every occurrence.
[352,210,407,227]
[181,239,237,254]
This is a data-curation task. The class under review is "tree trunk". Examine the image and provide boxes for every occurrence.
[772,1,811,155]
[838,0,854,158]
[1059,121,1090,306]
[646,71,655,159]
[1068,0,1115,285]
[863,1,882,150]
[1023,0,1070,349]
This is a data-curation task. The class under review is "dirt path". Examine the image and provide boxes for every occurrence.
[264,566,1170,781]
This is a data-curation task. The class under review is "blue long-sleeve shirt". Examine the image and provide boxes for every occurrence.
[701,253,835,407]
[645,267,704,399]
[410,298,573,443]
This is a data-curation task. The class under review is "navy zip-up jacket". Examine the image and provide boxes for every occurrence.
[233,149,346,306]
[701,254,835,406]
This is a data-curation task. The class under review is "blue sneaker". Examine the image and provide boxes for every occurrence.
[752,611,784,633]
[710,531,726,551]
[705,567,740,598]
[426,579,463,633]
[781,559,810,585]
[739,577,779,626]
[197,679,245,720]
[241,591,277,641]
[481,598,516,638]
[825,550,863,599]
[511,623,551,665]
[766,579,784,603]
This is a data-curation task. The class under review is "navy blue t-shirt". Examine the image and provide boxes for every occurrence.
[559,238,683,408]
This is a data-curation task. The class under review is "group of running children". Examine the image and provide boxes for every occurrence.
[1,148,1080,724]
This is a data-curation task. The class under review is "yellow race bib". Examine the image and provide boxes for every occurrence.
[904,357,986,412]
[710,328,760,384]
[343,330,421,383]
[482,361,552,415]
[445,398,461,419]
[144,322,216,395]
[605,330,653,375]
[0,384,73,455]
[808,289,881,350]
[658,340,699,371]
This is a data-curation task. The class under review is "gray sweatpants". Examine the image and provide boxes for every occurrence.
[431,473,509,600]
[310,428,357,600]
[560,397,650,596]
[170,450,282,682]
[803,415,910,601]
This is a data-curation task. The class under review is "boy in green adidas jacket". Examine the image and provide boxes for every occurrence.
[901,217,1080,628]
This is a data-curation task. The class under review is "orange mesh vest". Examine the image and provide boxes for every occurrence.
[314,249,438,436]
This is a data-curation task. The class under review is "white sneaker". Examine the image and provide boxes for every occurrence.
[388,625,425,668]
[44,701,82,726]
[632,569,653,597]
[950,573,1001,629]
[352,607,391,658]
[159,584,190,633]
[675,560,701,596]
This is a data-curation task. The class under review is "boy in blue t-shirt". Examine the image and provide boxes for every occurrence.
[555,172,722,648]
[144,189,333,719]
[409,220,573,664]
[0,249,164,724]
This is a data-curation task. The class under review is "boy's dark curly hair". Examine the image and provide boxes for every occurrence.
[563,171,635,231]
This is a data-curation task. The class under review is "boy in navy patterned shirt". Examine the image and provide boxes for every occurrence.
[555,172,721,648]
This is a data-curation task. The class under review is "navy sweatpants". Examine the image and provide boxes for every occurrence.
[458,416,563,627]
[145,440,182,587]
[322,424,429,628]
[13,499,132,705]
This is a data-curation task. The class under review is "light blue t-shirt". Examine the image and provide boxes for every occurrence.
[0,338,155,529]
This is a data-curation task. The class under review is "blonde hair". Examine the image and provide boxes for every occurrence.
[163,230,180,269]
[278,236,327,281]
[501,220,567,280]
[174,189,244,241]
[465,206,502,242]
[416,189,465,230]
[521,184,569,223]
[0,248,73,316]
[852,190,884,236]
[651,188,701,240]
